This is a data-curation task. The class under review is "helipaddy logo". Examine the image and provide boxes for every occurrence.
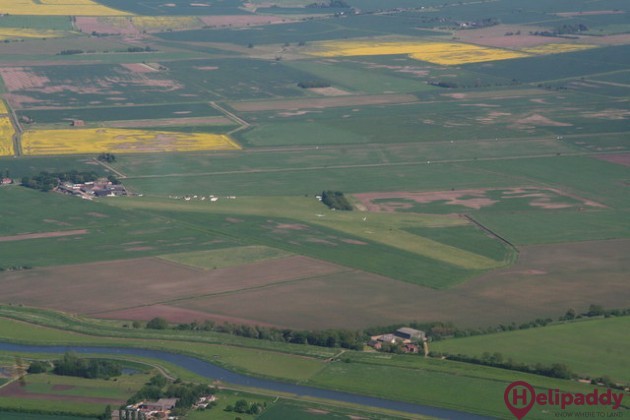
[504,381,625,419]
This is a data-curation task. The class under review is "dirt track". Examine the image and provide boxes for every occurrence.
[0,229,88,242]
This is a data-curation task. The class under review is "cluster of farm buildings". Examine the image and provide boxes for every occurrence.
[368,327,429,355]
[57,179,127,199]
[117,395,216,419]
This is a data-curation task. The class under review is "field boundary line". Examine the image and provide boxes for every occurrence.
[463,214,519,256]
[85,268,355,317]
[209,101,250,135]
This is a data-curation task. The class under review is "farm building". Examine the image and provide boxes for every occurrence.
[395,327,425,341]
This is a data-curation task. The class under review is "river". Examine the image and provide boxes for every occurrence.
[0,342,489,419]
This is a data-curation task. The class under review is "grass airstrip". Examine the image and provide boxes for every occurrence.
[21,129,240,155]
[0,0,131,16]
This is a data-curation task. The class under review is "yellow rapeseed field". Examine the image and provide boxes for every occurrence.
[0,28,68,40]
[21,128,241,156]
[311,40,529,65]
[0,117,15,157]
[0,0,131,16]
[521,43,597,55]
[0,100,8,115]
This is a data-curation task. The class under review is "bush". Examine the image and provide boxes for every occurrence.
[146,317,169,330]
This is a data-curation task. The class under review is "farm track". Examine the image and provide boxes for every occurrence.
[93,158,127,178]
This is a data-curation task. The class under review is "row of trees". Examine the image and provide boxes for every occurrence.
[21,170,100,191]
[298,80,331,88]
[530,24,588,37]
[433,351,575,380]
[146,317,364,350]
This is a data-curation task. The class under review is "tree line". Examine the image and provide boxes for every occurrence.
[142,304,629,351]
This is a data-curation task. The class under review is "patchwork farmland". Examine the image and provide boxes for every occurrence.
[0,0,628,417]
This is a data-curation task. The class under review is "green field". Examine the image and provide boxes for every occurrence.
[432,317,630,383]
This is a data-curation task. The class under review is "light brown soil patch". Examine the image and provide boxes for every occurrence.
[0,256,346,315]
[341,239,368,245]
[582,109,630,120]
[594,153,630,167]
[229,94,418,112]
[0,229,88,242]
[120,63,159,73]
[74,17,139,35]
[455,24,562,48]
[199,15,288,28]
[513,114,572,128]
[0,67,50,91]
[195,66,219,70]
[308,87,351,96]
[275,223,309,230]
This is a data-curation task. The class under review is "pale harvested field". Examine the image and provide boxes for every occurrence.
[0,229,87,242]
[167,239,630,329]
[229,94,418,112]
[0,256,347,315]
[74,16,139,35]
[0,67,49,91]
[455,25,566,48]
[106,116,233,128]
[199,15,289,28]
[120,63,159,73]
